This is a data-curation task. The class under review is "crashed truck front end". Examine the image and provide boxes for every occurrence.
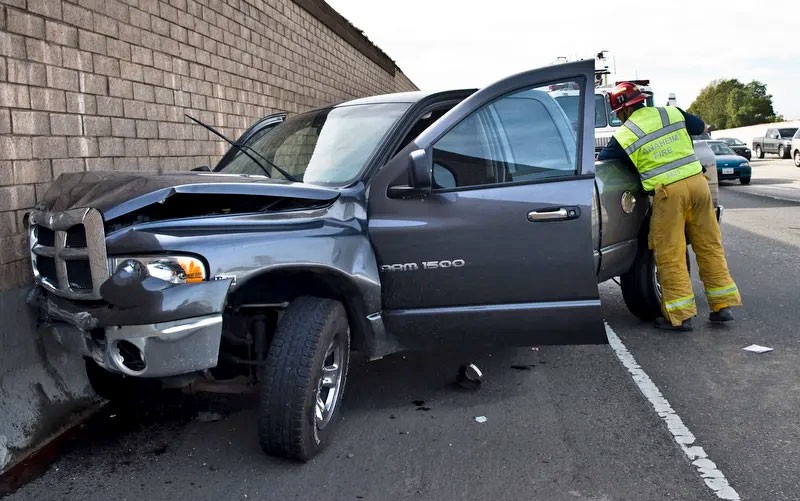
[26,170,345,379]
[28,205,232,378]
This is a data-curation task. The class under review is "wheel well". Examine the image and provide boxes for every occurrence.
[227,268,372,353]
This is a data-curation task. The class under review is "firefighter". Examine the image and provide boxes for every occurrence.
[599,82,742,331]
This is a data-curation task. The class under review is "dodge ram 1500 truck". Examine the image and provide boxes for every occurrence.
[27,60,719,461]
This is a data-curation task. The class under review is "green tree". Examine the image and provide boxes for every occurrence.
[688,79,781,129]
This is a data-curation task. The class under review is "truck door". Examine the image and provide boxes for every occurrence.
[367,60,606,349]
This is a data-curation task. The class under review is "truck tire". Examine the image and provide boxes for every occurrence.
[84,358,160,403]
[258,296,350,462]
[620,245,663,321]
[620,243,692,322]
[755,145,763,159]
[779,145,787,159]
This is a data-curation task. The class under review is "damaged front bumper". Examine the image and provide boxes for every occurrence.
[30,271,232,378]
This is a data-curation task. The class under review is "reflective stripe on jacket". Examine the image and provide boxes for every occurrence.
[613,106,703,191]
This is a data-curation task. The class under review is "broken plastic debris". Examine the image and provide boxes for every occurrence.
[346,453,355,459]
[195,411,223,423]
[474,416,487,423]
[742,344,773,353]
[456,363,483,390]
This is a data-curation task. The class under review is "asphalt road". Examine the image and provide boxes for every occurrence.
[7,160,800,501]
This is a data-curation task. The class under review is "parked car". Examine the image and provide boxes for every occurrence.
[792,129,800,167]
[717,137,752,160]
[752,127,798,159]
[26,60,722,462]
[703,140,752,184]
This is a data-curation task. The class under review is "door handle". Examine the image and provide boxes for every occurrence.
[527,207,580,222]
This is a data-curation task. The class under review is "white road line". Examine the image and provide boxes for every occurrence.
[605,324,740,500]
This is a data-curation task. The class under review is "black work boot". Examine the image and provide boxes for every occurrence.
[654,317,693,332]
[709,307,734,323]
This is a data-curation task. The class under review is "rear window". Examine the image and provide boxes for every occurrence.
[778,128,797,138]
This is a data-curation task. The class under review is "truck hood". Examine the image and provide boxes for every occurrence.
[40,171,341,222]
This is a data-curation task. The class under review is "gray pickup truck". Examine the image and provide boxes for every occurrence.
[27,60,719,461]
[752,127,798,159]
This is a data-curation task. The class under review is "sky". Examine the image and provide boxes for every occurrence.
[325,0,800,119]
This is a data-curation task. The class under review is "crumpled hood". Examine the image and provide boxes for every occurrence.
[39,171,341,220]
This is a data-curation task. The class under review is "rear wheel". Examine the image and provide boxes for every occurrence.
[620,243,691,321]
[755,145,763,159]
[739,177,751,185]
[620,245,662,321]
[258,296,350,462]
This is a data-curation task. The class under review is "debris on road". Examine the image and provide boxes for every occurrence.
[195,412,223,423]
[742,344,773,353]
[474,416,487,423]
[510,365,534,371]
[412,400,425,406]
[456,363,483,390]
[416,406,431,411]
[346,453,355,459]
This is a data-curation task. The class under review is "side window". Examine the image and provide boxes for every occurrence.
[431,80,580,190]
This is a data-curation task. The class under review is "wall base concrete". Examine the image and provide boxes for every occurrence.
[0,287,98,473]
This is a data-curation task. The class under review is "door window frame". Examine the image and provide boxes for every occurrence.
[427,76,591,194]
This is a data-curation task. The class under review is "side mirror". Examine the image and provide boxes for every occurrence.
[388,148,432,198]
[409,149,432,191]
[191,165,211,172]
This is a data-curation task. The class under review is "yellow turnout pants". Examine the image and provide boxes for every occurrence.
[649,173,742,326]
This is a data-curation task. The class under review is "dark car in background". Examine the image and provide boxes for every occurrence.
[718,137,752,160]
[704,140,752,184]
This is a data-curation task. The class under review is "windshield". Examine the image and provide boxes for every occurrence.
[554,94,621,128]
[216,103,411,185]
[722,138,744,146]
[708,142,736,156]
[779,128,798,138]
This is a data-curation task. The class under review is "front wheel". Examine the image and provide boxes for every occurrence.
[755,145,764,158]
[740,177,751,185]
[258,296,350,462]
[779,145,787,159]
[794,150,800,167]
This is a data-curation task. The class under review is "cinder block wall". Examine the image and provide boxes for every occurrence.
[0,0,417,292]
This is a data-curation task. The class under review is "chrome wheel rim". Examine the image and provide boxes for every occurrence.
[652,261,663,303]
[314,332,345,430]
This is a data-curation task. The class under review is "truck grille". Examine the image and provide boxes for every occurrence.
[595,136,611,149]
[29,208,109,300]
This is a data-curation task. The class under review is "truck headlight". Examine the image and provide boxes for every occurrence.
[739,161,750,167]
[110,256,206,284]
